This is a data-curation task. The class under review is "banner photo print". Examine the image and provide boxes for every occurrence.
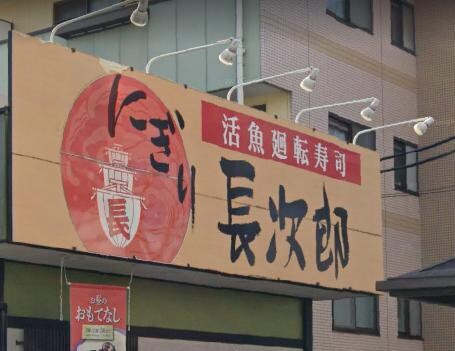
[70,284,127,351]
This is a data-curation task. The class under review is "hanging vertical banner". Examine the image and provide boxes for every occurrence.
[70,283,127,351]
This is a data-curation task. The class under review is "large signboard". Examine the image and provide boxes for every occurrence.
[10,32,382,293]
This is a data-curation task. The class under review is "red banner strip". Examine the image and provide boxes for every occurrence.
[201,101,361,185]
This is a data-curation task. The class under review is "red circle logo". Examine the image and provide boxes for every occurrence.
[61,74,190,262]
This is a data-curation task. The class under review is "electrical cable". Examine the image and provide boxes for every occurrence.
[382,188,455,198]
[307,0,311,128]
[382,184,455,198]
[380,135,455,161]
[380,148,455,173]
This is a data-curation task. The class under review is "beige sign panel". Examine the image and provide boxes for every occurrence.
[11,32,382,293]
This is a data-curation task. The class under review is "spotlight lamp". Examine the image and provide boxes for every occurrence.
[294,97,380,124]
[218,38,241,66]
[227,66,318,102]
[130,0,149,27]
[49,0,148,43]
[300,67,320,92]
[360,97,380,122]
[146,37,239,73]
[413,117,434,136]
[352,116,435,145]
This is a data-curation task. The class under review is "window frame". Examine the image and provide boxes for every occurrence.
[332,296,380,336]
[328,113,376,150]
[393,137,419,196]
[53,0,89,25]
[52,0,164,39]
[390,0,416,55]
[397,298,423,340]
[328,114,352,142]
[326,0,374,34]
[53,0,133,38]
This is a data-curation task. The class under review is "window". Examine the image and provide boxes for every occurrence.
[333,297,379,334]
[328,114,376,150]
[53,0,128,38]
[6,323,70,351]
[252,104,267,112]
[394,138,418,194]
[397,298,422,338]
[54,0,88,24]
[54,0,119,24]
[326,0,373,33]
[391,0,415,54]
[53,0,160,38]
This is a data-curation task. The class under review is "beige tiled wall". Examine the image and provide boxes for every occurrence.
[260,0,422,350]
[415,1,455,350]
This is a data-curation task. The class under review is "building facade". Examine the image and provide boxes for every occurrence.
[257,1,422,350]
[0,0,453,350]
[415,1,455,350]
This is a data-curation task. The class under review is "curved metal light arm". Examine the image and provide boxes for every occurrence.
[294,97,375,123]
[145,38,233,73]
[352,117,429,145]
[49,0,137,43]
[227,67,313,102]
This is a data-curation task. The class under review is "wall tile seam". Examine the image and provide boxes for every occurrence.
[260,15,417,92]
